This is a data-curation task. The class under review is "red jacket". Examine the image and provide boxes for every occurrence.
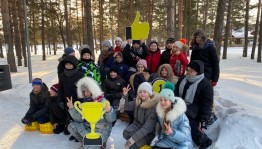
[146,50,161,73]
[169,51,189,77]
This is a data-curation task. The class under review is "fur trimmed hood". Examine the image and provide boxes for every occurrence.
[156,97,186,122]
[76,77,103,99]
[135,92,159,109]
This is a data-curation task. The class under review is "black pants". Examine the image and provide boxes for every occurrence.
[188,116,212,148]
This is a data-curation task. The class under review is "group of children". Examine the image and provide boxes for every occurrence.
[21,29,219,149]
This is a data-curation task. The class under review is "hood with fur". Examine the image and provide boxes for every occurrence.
[156,97,186,122]
[76,77,103,99]
[135,92,159,109]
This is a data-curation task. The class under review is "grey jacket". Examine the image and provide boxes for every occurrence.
[68,98,116,142]
[123,93,159,147]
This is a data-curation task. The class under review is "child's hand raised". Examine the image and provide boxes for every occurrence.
[122,84,131,96]
[104,102,111,113]
[164,122,173,135]
[66,97,74,109]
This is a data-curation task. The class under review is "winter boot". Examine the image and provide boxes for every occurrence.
[206,112,217,126]
[53,125,64,134]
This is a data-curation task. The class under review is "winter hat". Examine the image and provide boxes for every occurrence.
[63,55,78,69]
[32,78,43,86]
[109,66,119,74]
[137,82,153,96]
[76,77,103,99]
[114,52,123,58]
[187,60,204,75]
[121,41,127,49]
[102,40,112,48]
[50,83,59,93]
[166,38,175,44]
[81,48,92,57]
[114,37,123,43]
[174,41,184,50]
[180,38,187,45]
[64,47,75,56]
[132,40,141,45]
[159,82,177,103]
[136,59,147,69]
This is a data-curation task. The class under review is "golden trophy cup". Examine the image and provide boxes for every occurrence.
[74,101,110,146]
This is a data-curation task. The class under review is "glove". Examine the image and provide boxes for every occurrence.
[118,97,126,113]
[125,137,135,149]
[21,115,33,126]
[211,81,217,87]
[200,121,207,130]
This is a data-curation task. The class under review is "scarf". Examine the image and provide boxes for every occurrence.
[64,69,78,77]
[179,74,204,105]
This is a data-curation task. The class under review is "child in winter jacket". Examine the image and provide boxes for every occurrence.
[102,66,126,110]
[111,52,128,81]
[21,78,50,125]
[146,41,161,74]
[152,64,178,85]
[119,82,159,149]
[169,41,189,78]
[153,82,193,149]
[123,39,149,80]
[77,48,101,84]
[67,77,116,149]
[47,83,67,134]
[129,59,153,97]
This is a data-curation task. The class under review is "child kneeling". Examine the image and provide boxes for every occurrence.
[153,82,193,149]
[67,77,116,149]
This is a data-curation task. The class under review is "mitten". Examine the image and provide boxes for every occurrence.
[118,97,126,113]
[211,81,217,87]
[125,137,135,149]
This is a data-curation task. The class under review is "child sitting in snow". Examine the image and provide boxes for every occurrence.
[21,78,49,125]
[153,82,193,149]
[47,83,67,134]
[120,82,158,149]
[67,77,116,149]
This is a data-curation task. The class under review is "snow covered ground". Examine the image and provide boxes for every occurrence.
[0,47,262,149]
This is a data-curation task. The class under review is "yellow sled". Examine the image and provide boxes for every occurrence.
[140,145,152,149]
[24,121,39,131]
[39,122,53,134]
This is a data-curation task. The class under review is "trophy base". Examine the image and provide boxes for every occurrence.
[83,136,103,146]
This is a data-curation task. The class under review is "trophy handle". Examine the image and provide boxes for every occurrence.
[74,101,83,117]
[101,100,110,119]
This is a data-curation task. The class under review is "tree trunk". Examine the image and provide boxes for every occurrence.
[0,38,4,58]
[202,0,209,31]
[76,0,82,46]
[251,0,261,59]
[146,0,153,44]
[41,0,46,60]
[243,0,249,57]
[11,0,22,66]
[258,1,262,62]
[196,0,199,29]
[185,0,191,44]
[82,0,87,44]
[213,0,226,58]
[86,0,94,55]
[99,0,104,51]
[64,0,72,47]
[1,0,17,72]
[32,0,37,55]
[17,0,27,66]
[167,0,175,38]
[223,0,233,59]
[178,0,183,39]
[117,0,120,37]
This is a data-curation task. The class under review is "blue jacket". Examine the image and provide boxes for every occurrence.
[154,97,193,149]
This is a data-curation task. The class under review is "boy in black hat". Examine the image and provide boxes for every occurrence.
[77,48,101,84]
[159,37,176,65]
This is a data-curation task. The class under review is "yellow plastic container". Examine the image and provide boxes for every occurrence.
[24,121,39,131]
[39,122,53,134]
[140,145,152,149]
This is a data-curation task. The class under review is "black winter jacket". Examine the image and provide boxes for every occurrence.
[191,40,220,82]
[175,76,213,122]
[47,96,67,125]
[25,83,49,120]
[159,47,171,66]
